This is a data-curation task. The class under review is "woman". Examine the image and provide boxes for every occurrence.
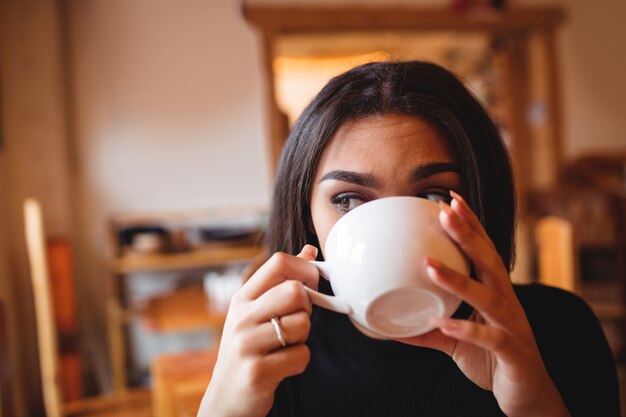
[199,61,619,416]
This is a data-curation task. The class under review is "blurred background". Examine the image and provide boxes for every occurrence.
[0,0,625,416]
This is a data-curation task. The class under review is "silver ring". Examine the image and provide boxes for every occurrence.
[270,316,287,347]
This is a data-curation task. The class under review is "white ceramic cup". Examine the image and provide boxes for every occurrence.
[304,196,469,338]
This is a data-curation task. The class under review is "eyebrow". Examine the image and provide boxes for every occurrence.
[319,170,379,187]
[319,162,460,187]
[409,162,460,182]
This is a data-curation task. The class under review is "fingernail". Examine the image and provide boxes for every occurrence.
[438,200,454,216]
[449,190,465,204]
[431,317,459,331]
[439,200,461,225]
[426,264,450,283]
[424,256,443,269]
[426,265,439,282]
[441,321,459,331]
[303,244,319,257]
[450,191,470,215]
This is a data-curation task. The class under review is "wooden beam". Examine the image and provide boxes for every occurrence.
[243,5,566,34]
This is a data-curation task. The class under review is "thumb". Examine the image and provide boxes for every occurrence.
[297,244,319,261]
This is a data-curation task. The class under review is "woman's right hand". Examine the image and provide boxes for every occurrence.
[197,245,320,417]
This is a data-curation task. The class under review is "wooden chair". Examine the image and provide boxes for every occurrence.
[0,299,14,417]
[151,350,217,417]
[535,215,579,293]
[23,198,152,417]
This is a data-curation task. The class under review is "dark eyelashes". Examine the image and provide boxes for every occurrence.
[330,192,369,214]
[330,192,368,203]
[418,189,453,204]
[329,189,453,216]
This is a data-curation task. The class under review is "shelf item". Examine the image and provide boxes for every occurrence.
[110,207,266,256]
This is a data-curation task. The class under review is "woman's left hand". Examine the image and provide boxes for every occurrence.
[397,191,571,417]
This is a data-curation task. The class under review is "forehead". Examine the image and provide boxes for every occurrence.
[316,114,456,173]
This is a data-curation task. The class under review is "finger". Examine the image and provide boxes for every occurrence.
[425,257,519,328]
[438,201,511,294]
[297,244,318,261]
[239,250,320,300]
[243,311,311,354]
[430,317,518,363]
[256,344,311,384]
[394,327,458,357]
[248,280,313,322]
[449,191,494,249]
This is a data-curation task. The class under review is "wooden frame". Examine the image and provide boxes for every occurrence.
[0,300,14,417]
[243,5,566,203]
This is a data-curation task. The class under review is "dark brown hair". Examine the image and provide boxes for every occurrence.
[267,61,516,271]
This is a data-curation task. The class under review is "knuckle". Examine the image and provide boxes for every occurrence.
[286,279,303,295]
[460,322,477,339]
[298,311,311,330]
[460,225,473,241]
[284,280,307,307]
[230,333,249,356]
[296,345,311,372]
[230,288,246,305]
[270,252,289,269]
[487,292,508,316]
[485,291,502,309]
[453,273,470,292]
[301,345,311,362]
[293,311,311,338]
[456,221,473,241]
[295,281,308,302]
[229,308,253,333]
[491,329,509,351]
[487,251,505,272]
[245,360,266,386]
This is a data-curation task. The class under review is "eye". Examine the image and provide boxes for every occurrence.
[330,193,367,214]
[418,189,452,204]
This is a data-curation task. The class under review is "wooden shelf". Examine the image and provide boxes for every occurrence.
[112,244,263,274]
[107,207,267,391]
[138,287,226,333]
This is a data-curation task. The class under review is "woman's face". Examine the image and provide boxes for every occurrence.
[310,113,463,255]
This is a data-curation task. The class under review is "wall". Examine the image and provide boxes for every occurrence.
[557,0,626,157]
[68,0,269,214]
[0,153,23,416]
[66,0,270,388]
[0,0,73,415]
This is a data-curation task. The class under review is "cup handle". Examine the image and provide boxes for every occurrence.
[309,260,330,280]
[306,261,352,315]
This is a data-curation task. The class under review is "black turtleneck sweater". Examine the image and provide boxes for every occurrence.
[269,284,620,417]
